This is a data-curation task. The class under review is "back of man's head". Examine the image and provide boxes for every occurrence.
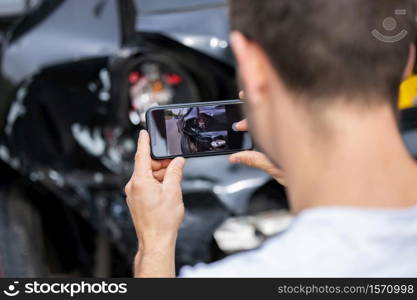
[230,0,417,108]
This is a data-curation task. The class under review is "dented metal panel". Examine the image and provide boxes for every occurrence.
[0,0,276,270]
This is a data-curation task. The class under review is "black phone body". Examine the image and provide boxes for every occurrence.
[146,100,253,159]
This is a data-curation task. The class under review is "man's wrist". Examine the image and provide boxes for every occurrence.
[134,233,178,277]
[138,231,178,254]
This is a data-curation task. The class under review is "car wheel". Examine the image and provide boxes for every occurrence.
[0,185,48,277]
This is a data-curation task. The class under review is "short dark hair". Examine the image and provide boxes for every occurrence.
[230,0,417,108]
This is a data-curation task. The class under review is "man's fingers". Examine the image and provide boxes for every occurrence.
[232,119,248,132]
[134,130,153,177]
[230,151,271,171]
[161,159,172,168]
[151,159,172,172]
[153,169,166,182]
[239,91,245,100]
[230,151,286,185]
[124,180,132,196]
[162,157,186,192]
[151,160,163,171]
[232,91,248,132]
[152,159,172,181]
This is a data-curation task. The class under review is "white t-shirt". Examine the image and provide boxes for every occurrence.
[180,205,417,277]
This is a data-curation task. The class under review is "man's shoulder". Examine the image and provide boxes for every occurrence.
[180,206,417,277]
[179,222,342,277]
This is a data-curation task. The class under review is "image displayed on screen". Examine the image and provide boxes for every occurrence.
[164,105,231,155]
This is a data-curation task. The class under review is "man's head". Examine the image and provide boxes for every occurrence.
[230,0,417,170]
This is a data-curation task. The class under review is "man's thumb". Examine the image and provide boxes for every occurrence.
[163,157,186,189]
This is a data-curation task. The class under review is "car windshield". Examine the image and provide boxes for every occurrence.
[135,0,226,14]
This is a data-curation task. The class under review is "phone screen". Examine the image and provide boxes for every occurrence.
[147,101,252,159]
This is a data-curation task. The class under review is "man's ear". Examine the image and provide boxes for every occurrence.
[230,31,271,105]
[403,44,416,80]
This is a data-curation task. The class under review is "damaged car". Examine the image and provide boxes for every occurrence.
[0,0,289,277]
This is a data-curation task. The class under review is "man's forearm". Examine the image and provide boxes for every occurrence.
[134,237,177,278]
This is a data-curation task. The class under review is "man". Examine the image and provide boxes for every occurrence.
[125,0,417,277]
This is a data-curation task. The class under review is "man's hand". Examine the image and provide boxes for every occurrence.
[230,92,286,186]
[125,130,186,277]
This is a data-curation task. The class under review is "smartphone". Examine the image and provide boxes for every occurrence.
[146,100,253,159]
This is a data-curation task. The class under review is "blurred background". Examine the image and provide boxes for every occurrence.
[0,0,415,277]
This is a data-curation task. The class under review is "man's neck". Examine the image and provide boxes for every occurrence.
[287,104,417,213]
